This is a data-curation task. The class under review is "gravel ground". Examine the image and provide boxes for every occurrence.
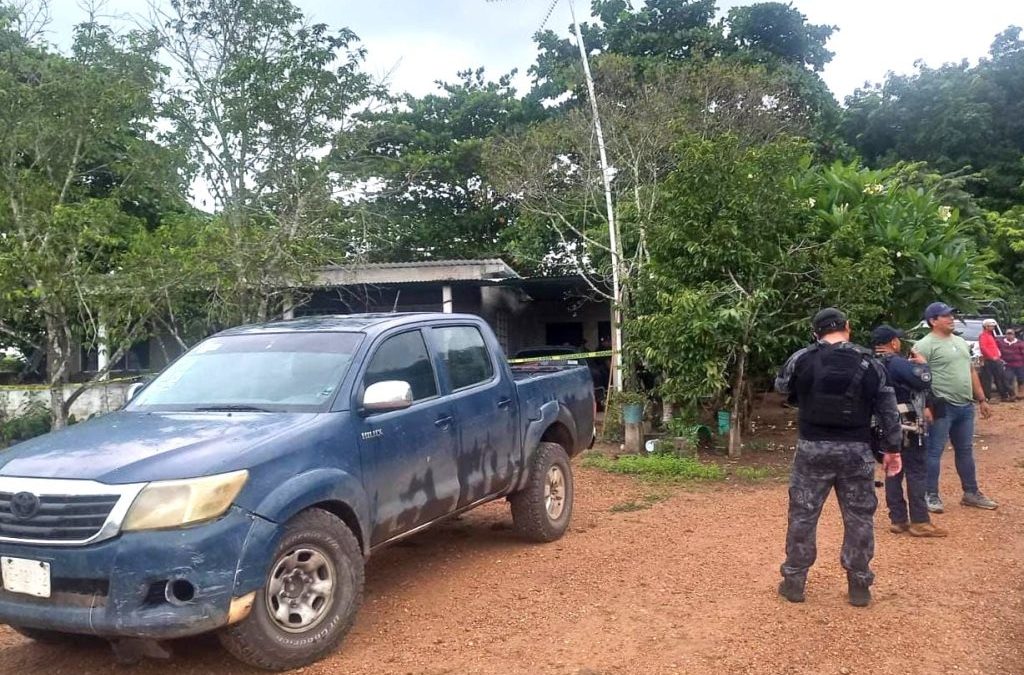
[1,398,1022,674]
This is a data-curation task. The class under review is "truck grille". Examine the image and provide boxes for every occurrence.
[0,492,120,542]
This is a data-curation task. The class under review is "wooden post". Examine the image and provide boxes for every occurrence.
[624,421,643,454]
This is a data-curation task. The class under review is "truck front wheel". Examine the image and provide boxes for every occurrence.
[510,442,574,542]
[218,508,364,671]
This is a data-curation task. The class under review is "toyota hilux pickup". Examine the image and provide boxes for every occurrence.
[0,313,594,670]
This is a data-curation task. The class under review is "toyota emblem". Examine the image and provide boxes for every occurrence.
[10,492,40,520]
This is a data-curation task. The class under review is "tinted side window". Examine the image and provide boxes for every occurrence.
[364,331,438,401]
[435,326,494,390]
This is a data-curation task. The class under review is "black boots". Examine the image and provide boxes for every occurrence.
[778,577,806,603]
[779,576,871,605]
[848,578,871,607]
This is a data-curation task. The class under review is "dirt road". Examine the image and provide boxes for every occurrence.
[1,401,1022,674]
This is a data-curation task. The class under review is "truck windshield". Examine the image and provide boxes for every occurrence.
[130,332,363,413]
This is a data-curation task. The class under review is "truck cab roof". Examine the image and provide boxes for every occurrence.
[216,312,483,337]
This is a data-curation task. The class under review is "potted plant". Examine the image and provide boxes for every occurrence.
[664,416,713,458]
[617,391,647,425]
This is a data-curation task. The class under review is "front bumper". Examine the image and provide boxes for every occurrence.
[0,506,274,639]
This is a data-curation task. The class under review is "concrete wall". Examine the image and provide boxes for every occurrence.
[0,382,131,421]
[506,298,609,355]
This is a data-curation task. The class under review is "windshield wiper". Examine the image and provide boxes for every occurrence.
[191,405,273,413]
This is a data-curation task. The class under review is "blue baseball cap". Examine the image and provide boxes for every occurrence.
[923,302,954,321]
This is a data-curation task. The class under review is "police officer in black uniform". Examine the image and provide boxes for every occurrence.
[775,308,902,607]
[871,325,947,537]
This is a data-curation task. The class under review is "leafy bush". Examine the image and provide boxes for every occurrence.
[0,403,52,446]
[599,390,625,442]
[0,357,22,373]
[664,417,713,447]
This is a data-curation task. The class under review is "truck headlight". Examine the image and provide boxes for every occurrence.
[122,470,249,531]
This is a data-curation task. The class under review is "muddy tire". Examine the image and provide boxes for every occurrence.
[510,442,574,542]
[9,626,99,646]
[218,508,364,671]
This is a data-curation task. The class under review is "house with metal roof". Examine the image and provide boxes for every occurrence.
[74,260,611,378]
[292,259,611,357]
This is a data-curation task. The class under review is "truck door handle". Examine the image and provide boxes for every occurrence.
[497,398,512,410]
[435,415,453,430]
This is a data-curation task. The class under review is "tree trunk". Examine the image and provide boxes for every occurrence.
[44,312,70,430]
[728,349,748,459]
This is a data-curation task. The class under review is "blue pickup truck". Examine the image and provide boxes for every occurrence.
[0,313,594,670]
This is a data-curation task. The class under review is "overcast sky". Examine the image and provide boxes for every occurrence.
[47,0,1023,101]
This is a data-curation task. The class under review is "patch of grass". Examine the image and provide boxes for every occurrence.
[609,501,647,512]
[733,465,778,481]
[608,492,668,513]
[583,453,726,480]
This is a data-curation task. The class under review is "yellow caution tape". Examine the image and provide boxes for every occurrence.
[507,349,613,365]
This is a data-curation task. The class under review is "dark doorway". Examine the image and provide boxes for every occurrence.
[597,321,612,350]
[545,322,584,348]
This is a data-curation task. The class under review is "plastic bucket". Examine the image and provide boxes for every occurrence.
[622,403,643,425]
[716,410,731,435]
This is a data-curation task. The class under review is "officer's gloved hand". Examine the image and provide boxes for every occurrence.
[882,452,902,477]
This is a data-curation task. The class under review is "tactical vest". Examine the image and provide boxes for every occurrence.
[876,354,922,407]
[801,343,873,429]
[876,353,928,440]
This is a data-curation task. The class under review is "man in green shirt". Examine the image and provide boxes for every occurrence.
[914,302,998,513]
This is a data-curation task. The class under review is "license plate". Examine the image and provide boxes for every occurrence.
[1,557,51,599]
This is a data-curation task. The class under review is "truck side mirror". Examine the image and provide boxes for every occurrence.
[362,381,413,413]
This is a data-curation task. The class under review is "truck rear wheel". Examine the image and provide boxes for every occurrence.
[218,508,364,671]
[510,442,574,542]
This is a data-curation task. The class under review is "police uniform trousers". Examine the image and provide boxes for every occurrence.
[781,439,877,586]
[884,431,929,525]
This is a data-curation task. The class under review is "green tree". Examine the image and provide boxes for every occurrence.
[489,56,824,273]
[981,206,1024,317]
[798,161,1000,326]
[843,26,1024,211]
[530,1,837,101]
[0,8,177,427]
[154,0,377,323]
[726,2,837,72]
[530,0,722,102]
[630,136,818,456]
[341,68,546,261]
[629,136,999,456]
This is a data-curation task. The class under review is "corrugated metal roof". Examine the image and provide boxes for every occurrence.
[325,259,513,270]
[313,259,520,286]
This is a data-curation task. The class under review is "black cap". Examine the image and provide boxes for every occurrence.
[812,307,847,334]
[871,325,905,346]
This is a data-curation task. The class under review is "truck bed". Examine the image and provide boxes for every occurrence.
[512,364,595,456]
